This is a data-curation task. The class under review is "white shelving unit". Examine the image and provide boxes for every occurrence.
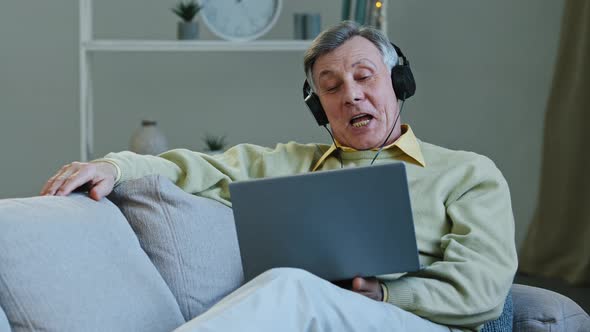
[79,0,311,161]
[83,40,313,53]
[79,0,387,161]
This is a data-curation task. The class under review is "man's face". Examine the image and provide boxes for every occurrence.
[312,36,400,150]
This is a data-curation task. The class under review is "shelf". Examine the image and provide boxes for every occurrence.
[83,40,313,52]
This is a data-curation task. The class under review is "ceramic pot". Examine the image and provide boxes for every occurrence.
[177,22,198,40]
[129,120,168,155]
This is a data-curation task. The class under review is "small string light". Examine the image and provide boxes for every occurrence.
[376,1,383,8]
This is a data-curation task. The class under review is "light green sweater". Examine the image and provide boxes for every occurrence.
[99,128,517,331]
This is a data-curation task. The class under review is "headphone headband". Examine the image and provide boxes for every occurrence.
[391,43,409,67]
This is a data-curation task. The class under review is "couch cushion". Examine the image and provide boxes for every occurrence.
[109,175,244,321]
[512,284,590,331]
[481,290,513,332]
[0,306,10,332]
[0,194,184,332]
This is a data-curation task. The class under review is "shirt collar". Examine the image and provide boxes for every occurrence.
[311,124,426,172]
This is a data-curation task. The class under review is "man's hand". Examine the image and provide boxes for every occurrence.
[40,161,117,201]
[351,277,383,302]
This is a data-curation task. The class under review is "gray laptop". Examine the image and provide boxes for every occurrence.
[229,162,420,282]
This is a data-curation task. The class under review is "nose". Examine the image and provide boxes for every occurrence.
[343,82,364,105]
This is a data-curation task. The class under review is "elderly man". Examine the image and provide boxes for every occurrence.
[41,21,517,331]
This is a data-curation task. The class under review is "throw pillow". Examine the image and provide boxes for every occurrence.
[109,175,244,321]
[0,194,185,332]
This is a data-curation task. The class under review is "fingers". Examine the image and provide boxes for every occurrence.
[352,277,375,294]
[57,167,93,196]
[351,277,382,301]
[40,165,65,195]
[88,178,114,201]
[41,163,80,196]
[41,161,117,200]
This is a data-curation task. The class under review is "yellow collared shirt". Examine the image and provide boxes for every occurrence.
[311,124,426,171]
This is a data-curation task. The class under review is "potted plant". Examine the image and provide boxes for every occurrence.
[171,1,203,40]
[203,134,227,155]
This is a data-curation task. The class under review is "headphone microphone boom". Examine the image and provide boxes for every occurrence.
[303,42,416,127]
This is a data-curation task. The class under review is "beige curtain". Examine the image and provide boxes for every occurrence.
[519,0,590,286]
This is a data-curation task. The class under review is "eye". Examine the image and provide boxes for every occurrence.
[323,84,341,93]
[354,67,374,82]
[357,74,372,81]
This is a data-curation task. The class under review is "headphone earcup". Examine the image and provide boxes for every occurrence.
[305,92,329,126]
[303,80,330,126]
[391,65,416,100]
[391,65,416,101]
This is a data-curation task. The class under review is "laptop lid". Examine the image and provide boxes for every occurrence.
[229,162,420,282]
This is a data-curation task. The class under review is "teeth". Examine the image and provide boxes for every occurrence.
[352,119,370,128]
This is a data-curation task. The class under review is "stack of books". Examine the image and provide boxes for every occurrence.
[341,0,386,30]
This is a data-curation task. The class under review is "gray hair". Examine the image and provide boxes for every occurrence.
[303,21,399,92]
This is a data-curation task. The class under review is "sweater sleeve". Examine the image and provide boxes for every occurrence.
[383,156,518,330]
[94,142,320,206]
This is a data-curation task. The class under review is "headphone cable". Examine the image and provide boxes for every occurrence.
[322,125,344,168]
[370,98,406,165]
[322,96,406,168]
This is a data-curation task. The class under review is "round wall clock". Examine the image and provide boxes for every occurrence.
[200,0,283,42]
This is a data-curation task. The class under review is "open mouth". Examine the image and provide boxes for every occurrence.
[350,114,374,128]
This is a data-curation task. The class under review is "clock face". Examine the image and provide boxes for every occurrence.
[200,0,282,41]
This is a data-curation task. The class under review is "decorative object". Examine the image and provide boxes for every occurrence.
[293,13,321,40]
[366,0,386,30]
[343,0,386,31]
[293,13,305,39]
[172,0,203,40]
[203,134,227,154]
[129,120,169,155]
[200,0,282,41]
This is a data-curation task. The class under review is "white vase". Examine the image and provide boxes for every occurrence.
[129,120,168,155]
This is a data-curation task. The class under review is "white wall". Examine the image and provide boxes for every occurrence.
[0,0,564,249]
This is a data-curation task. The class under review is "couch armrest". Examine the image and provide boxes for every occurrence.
[482,290,513,332]
[0,306,10,332]
[0,194,184,332]
[512,284,589,331]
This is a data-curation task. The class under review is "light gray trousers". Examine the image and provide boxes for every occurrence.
[174,268,451,332]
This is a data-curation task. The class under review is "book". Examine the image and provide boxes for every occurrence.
[354,0,366,24]
[341,0,351,21]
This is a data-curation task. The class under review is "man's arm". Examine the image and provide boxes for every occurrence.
[41,142,322,203]
[95,142,320,205]
[382,156,518,330]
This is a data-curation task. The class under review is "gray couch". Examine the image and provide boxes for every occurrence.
[0,175,588,332]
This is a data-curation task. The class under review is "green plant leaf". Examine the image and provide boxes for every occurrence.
[171,1,202,22]
[203,134,227,151]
